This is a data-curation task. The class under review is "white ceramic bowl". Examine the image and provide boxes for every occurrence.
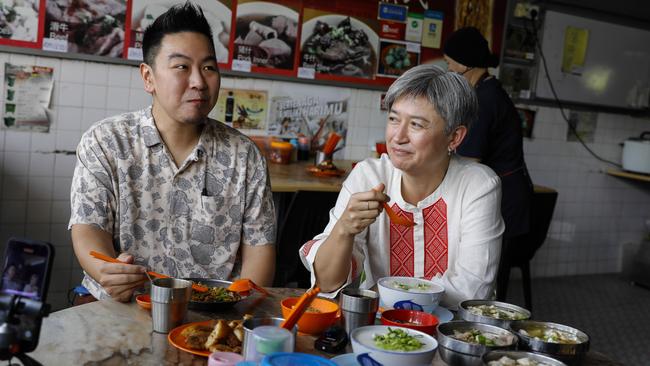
[377,276,445,312]
[350,325,437,366]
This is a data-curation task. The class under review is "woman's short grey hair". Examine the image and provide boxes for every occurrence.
[383,64,478,135]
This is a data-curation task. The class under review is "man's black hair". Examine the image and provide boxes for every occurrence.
[142,2,215,67]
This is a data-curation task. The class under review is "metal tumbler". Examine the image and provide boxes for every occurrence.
[339,288,379,336]
[150,278,192,333]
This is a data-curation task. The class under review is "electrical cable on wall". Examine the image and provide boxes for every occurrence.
[527,9,622,168]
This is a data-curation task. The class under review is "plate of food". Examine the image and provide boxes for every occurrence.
[168,315,251,357]
[185,278,248,312]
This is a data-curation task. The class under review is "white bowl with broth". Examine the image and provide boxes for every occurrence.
[377,276,445,313]
[350,325,437,366]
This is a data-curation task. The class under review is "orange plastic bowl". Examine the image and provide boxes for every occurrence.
[136,294,151,310]
[380,309,439,336]
[280,297,340,335]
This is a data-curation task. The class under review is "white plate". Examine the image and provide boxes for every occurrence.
[376,305,454,324]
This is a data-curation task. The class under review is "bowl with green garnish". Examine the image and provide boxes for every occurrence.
[437,321,518,366]
[350,325,437,366]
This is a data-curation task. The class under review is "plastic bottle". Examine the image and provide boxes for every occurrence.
[297,136,310,161]
[225,91,235,124]
[289,138,299,162]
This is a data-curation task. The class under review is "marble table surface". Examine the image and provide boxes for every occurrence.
[29,288,621,366]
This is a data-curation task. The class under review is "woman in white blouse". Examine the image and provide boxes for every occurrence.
[299,64,505,308]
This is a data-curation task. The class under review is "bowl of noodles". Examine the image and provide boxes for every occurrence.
[184,278,247,312]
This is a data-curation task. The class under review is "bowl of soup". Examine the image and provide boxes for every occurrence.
[350,325,437,366]
[437,321,518,366]
[483,350,567,366]
[510,321,589,364]
[459,300,531,329]
[377,276,445,313]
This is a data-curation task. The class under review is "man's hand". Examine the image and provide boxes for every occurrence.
[96,253,147,302]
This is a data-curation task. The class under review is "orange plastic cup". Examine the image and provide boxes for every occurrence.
[280,297,340,335]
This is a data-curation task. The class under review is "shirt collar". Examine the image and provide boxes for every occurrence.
[141,106,210,157]
[141,106,163,148]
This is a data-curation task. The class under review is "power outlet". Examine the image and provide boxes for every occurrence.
[514,3,540,19]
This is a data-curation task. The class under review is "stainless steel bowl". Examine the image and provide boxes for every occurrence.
[184,278,248,312]
[483,350,567,366]
[510,320,589,365]
[459,300,531,329]
[437,321,518,366]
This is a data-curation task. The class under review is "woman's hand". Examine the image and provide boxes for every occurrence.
[96,253,147,302]
[336,183,389,236]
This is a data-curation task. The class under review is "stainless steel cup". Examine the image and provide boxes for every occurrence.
[242,317,298,361]
[150,278,192,333]
[339,288,379,336]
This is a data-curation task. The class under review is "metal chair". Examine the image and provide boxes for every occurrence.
[496,189,558,311]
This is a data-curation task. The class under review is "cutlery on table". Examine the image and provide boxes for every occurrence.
[228,278,269,296]
[89,251,208,292]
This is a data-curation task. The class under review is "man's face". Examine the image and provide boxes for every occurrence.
[143,32,220,125]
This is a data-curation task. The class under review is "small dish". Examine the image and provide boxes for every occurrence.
[380,309,439,336]
[135,294,151,310]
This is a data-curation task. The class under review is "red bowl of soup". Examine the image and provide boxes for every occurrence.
[380,309,439,336]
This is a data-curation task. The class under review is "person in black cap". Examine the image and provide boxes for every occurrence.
[444,27,534,299]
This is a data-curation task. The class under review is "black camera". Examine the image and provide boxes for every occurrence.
[0,238,54,365]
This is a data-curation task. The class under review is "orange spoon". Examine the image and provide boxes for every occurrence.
[89,251,208,292]
[280,286,320,330]
[228,278,269,296]
[382,202,415,227]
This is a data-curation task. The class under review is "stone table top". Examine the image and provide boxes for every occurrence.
[29,288,621,365]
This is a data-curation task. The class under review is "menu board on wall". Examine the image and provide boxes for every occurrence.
[1,0,508,91]
[0,0,44,48]
[126,0,233,64]
[42,0,127,57]
[232,0,301,75]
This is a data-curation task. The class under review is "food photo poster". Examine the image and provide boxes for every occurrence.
[2,63,54,132]
[127,0,233,64]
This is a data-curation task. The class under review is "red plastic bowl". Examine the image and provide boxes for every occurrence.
[380,309,439,336]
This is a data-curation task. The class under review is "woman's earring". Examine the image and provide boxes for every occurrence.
[447,146,453,156]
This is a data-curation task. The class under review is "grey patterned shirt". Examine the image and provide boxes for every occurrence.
[69,107,275,299]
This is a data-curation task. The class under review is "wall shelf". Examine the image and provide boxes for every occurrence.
[606,168,650,183]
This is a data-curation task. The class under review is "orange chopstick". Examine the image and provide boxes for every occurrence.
[382,202,415,227]
[280,286,321,330]
[89,251,208,292]
[322,133,341,155]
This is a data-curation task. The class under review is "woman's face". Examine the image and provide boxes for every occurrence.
[385,96,455,176]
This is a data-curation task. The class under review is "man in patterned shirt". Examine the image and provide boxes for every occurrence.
[69,3,276,302]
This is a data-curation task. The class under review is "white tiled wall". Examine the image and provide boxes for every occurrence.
[1,51,649,310]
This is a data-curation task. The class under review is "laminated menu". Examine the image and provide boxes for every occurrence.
[3,63,53,132]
